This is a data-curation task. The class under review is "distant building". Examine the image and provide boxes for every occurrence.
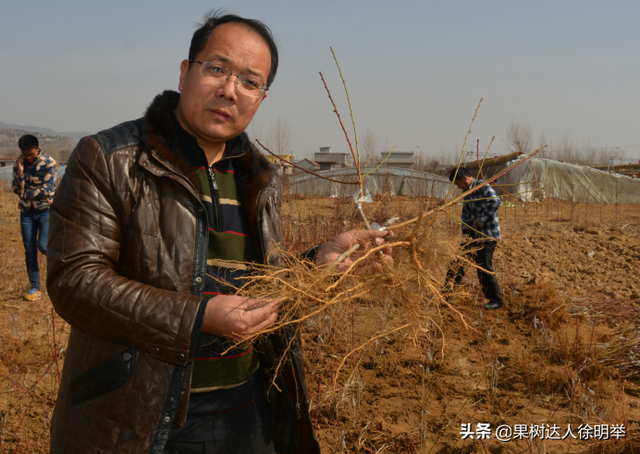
[297,158,320,173]
[263,153,295,176]
[314,146,354,171]
[380,151,415,169]
[0,158,16,167]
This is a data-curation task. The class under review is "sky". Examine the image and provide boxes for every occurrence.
[2,1,639,162]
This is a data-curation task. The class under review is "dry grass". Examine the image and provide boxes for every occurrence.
[0,189,69,453]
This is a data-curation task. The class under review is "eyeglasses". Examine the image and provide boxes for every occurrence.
[22,149,40,161]
[189,60,268,97]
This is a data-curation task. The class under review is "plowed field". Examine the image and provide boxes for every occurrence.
[1,192,639,453]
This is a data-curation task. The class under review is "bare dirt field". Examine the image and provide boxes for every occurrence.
[1,189,639,453]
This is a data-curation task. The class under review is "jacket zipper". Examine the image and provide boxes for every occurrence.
[207,165,218,191]
[208,165,221,231]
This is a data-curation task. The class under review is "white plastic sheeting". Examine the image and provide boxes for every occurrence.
[3,165,453,199]
[8,159,635,206]
[493,157,640,205]
[288,167,452,199]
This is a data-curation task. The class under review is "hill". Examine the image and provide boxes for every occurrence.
[0,121,91,143]
[0,128,77,162]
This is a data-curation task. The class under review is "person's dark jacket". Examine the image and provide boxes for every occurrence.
[47,90,320,454]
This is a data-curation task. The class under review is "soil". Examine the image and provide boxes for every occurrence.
[1,193,639,453]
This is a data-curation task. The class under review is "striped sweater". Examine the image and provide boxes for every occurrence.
[168,114,268,443]
[191,149,259,392]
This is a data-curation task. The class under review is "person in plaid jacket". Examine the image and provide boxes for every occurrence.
[12,134,57,301]
[447,167,504,310]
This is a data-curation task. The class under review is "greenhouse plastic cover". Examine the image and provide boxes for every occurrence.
[289,167,452,199]
[4,158,638,205]
[493,157,640,205]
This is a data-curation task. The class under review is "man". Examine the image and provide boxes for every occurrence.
[47,11,389,454]
[12,134,56,301]
[447,167,504,310]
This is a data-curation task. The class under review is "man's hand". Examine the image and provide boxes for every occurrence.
[316,229,393,269]
[472,219,484,230]
[201,295,283,341]
[16,155,24,177]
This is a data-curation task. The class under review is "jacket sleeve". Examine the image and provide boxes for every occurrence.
[12,163,24,196]
[47,137,204,366]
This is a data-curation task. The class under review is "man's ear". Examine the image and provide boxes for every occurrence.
[178,60,190,92]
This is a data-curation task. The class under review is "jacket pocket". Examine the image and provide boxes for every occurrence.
[71,348,135,405]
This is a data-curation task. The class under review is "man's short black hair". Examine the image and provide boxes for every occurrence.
[189,10,279,88]
[449,167,473,182]
[18,134,39,152]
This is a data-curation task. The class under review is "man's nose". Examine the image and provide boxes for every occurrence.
[218,75,239,100]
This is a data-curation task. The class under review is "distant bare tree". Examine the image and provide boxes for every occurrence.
[536,132,549,158]
[249,121,264,145]
[249,118,291,155]
[413,153,441,172]
[552,134,577,163]
[545,135,610,166]
[360,128,390,165]
[503,119,534,154]
[46,145,74,163]
[268,118,291,155]
[502,124,611,166]
[434,146,460,167]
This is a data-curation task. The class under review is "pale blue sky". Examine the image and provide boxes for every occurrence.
[2,1,639,160]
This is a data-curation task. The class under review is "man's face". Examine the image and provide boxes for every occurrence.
[175,22,271,152]
[454,176,472,191]
[22,147,40,164]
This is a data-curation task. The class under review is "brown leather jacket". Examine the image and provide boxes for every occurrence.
[47,91,320,454]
